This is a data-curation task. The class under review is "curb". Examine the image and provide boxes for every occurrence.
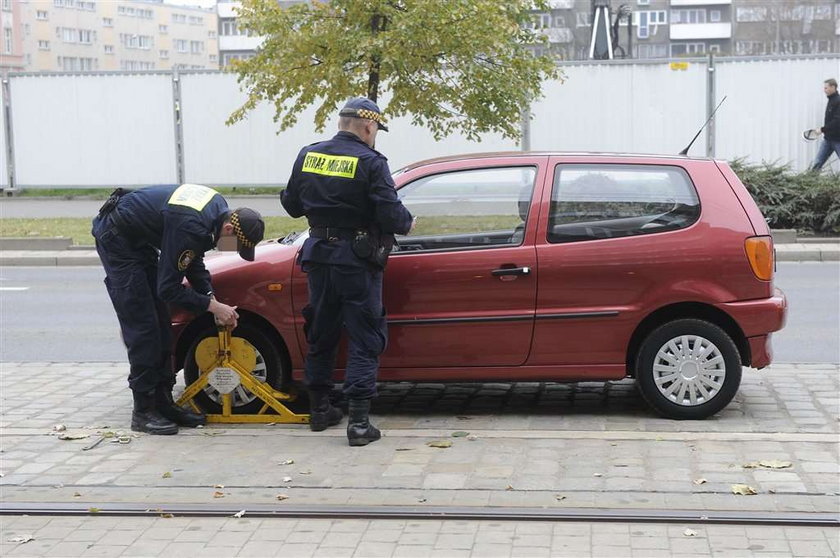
[1,245,839,266]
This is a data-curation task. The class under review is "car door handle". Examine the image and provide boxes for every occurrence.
[491,266,531,277]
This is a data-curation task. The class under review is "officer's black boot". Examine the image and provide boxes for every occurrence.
[131,390,179,435]
[346,399,381,446]
[155,385,206,428]
[308,390,343,432]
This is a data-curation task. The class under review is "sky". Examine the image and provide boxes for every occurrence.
[163,0,218,9]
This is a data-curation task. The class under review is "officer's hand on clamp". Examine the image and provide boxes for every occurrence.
[208,297,239,329]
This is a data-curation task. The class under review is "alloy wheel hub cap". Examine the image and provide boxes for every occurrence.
[653,335,725,407]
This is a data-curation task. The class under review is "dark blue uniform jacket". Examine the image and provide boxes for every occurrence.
[115,185,229,313]
[280,131,413,267]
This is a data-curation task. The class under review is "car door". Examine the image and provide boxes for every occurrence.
[377,158,546,369]
[530,156,703,371]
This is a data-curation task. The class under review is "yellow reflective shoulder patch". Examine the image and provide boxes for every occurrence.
[301,152,358,179]
[168,184,218,211]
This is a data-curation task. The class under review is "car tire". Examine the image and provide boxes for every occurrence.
[635,319,741,420]
[183,322,286,415]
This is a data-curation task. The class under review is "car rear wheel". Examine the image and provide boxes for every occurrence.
[636,319,741,420]
[184,323,284,414]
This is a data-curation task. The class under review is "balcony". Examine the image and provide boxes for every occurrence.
[670,22,732,40]
[547,0,574,9]
[217,2,242,19]
[541,27,574,44]
[670,0,730,5]
[219,34,262,52]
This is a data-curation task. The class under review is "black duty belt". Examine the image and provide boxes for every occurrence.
[309,226,361,241]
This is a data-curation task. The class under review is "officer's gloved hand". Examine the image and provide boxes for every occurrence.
[209,298,239,328]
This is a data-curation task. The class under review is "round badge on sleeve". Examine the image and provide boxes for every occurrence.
[178,250,196,271]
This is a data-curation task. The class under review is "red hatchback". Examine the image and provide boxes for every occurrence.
[170,153,787,420]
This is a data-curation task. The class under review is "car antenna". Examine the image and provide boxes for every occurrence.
[679,95,727,156]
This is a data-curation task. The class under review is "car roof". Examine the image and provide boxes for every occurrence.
[397,151,715,172]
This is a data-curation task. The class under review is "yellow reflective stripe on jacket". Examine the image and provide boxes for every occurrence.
[301,152,358,178]
[168,184,218,211]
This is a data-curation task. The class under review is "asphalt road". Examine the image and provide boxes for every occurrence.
[0,263,837,363]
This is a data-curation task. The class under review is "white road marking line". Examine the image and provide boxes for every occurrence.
[0,287,29,291]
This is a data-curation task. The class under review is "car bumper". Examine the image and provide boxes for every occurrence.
[717,288,787,368]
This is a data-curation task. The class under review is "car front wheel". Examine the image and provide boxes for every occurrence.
[636,319,741,420]
[183,323,283,414]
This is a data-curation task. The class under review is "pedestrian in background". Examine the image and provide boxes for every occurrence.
[281,97,414,446]
[92,184,265,435]
[809,78,840,171]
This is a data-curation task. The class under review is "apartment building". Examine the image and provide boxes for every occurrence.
[1,0,26,73]
[533,0,839,59]
[19,0,218,72]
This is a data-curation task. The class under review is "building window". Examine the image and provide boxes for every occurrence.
[710,10,721,23]
[671,42,706,56]
[208,30,216,39]
[54,0,70,7]
[220,19,238,36]
[637,0,650,4]
[709,44,721,54]
[173,14,187,24]
[57,56,98,71]
[633,10,666,39]
[189,16,204,25]
[735,40,765,55]
[671,9,706,24]
[121,60,155,71]
[103,17,113,27]
[174,39,188,53]
[576,12,591,27]
[1,0,10,12]
[104,44,113,54]
[38,39,50,50]
[120,34,153,49]
[636,43,667,58]
[77,1,95,11]
[736,7,766,22]
[160,49,169,59]
[5,26,14,53]
[209,54,217,63]
[190,40,203,54]
[159,24,168,34]
[37,10,49,20]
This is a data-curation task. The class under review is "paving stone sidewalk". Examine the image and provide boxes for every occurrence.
[1,516,837,558]
[1,362,838,557]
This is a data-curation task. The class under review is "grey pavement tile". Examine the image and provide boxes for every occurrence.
[788,539,835,557]
[80,544,130,557]
[469,543,512,557]
[276,543,319,557]
[198,546,242,557]
[352,542,397,557]
[119,540,170,557]
[312,546,357,558]
[510,546,551,557]
[435,533,476,550]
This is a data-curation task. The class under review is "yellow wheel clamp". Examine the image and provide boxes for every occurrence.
[176,326,309,424]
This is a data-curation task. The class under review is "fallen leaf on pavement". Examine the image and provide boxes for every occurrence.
[279,459,294,466]
[53,424,66,432]
[683,528,698,537]
[7,535,33,544]
[276,494,289,501]
[426,440,452,448]
[58,432,90,441]
[693,478,708,485]
[555,495,566,501]
[213,491,225,498]
[456,416,472,420]
[73,492,82,498]
[232,510,246,518]
[593,473,603,477]
[395,448,414,452]
[299,470,312,475]
[161,472,172,479]
[731,484,757,495]
[743,460,793,469]
[451,431,469,437]
[505,485,514,491]
[418,497,427,503]
[282,476,293,483]
[466,435,478,441]
[88,507,100,514]
[213,484,224,489]
[160,513,174,519]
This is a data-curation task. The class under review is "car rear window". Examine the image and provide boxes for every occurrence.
[548,164,700,243]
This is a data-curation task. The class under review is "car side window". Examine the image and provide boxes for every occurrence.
[395,166,537,252]
[548,164,700,243]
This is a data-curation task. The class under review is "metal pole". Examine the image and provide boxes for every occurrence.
[520,104,531,152]
[2,76,16,195]
[171,70,185,185]
[706,52,715,158]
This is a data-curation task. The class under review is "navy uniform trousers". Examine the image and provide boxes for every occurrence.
[302,262,387,400]
[92,215,174,393]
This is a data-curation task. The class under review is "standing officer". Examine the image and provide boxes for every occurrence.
[281,97,414,446]
[91,184,265,435]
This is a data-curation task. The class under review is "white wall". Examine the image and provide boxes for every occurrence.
[5,55,839,189]
[10,73,177,188]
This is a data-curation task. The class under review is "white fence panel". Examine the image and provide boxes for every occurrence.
[179,72,514,186]
[531,61,708,156]
[715,57,840,172]
[11,73,177,188]
[0,82,7,189]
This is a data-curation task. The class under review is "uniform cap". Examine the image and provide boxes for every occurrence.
[230,207,265,261]
[338,97,389,132]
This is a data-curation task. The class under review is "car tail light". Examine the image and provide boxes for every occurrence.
[745,236,773,281]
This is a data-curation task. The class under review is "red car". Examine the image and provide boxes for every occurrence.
[171,153,787,420]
